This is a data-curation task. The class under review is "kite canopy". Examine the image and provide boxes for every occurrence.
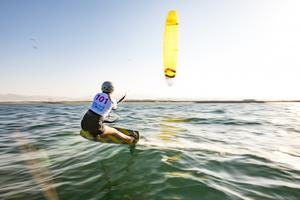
[163,10,179,86]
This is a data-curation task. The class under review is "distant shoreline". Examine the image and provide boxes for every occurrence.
[0,99,300,104]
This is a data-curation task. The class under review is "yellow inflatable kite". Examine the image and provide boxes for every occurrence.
[163,10,179,86]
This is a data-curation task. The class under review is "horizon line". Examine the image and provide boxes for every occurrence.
[1,99,300,104]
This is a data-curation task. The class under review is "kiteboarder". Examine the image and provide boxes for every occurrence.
[81,81,138,144]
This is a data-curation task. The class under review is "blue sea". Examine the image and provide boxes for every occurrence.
[0,102,300,200]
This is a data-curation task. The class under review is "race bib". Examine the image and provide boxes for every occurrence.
[89,93,112,116]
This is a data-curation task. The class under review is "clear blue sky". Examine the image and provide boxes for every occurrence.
[1,0,300,100]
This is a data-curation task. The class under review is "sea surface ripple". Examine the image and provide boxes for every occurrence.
[0,102,300,200]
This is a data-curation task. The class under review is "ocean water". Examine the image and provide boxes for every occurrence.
[0,102,300,200]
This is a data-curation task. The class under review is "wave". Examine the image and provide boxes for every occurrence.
[164,117,262,125]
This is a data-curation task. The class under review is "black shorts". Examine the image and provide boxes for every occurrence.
[81,110,105,136]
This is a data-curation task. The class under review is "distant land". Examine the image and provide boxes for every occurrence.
[0,94,299,103]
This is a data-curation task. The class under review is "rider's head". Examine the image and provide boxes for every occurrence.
[101,81,114,94]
